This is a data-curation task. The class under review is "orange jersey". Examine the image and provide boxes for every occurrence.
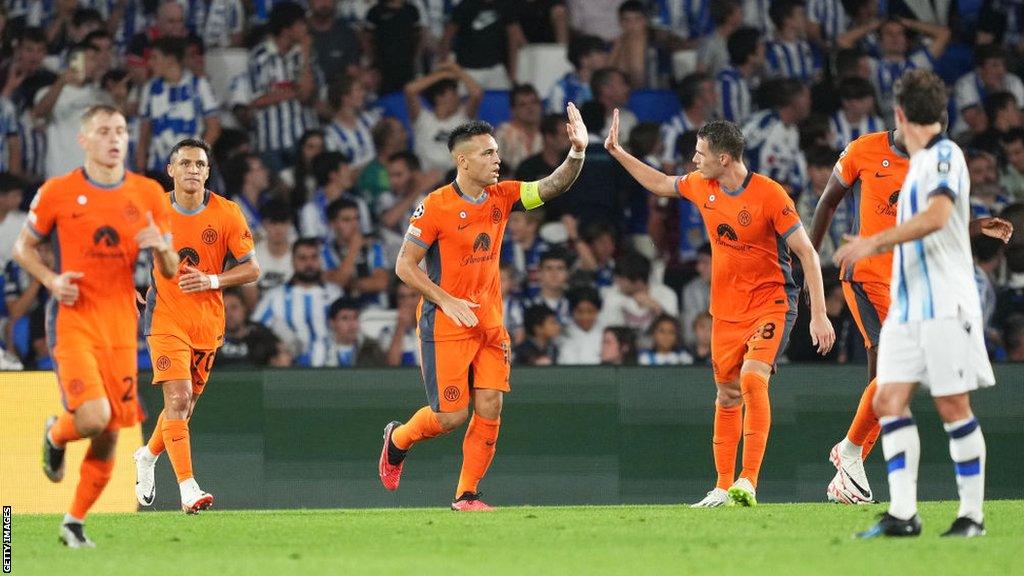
[833,130,909,284]
[26,168,170,351]
[144,191,255,349]
[676,171,802,322]
[404,180,524,341]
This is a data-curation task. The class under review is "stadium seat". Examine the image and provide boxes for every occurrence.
[628,90,681,124]
[377,91,413,136]
[12,315,29,359]
[516,44,573,97]
[204,48,250,105]
[671,50,698,82]
[478,91,512,127]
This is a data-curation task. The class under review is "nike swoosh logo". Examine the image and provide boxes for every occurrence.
[71,213,84,218]
[751,347,766,351]
[143,488,154,504]
[841,469,872,499]
[875,172,890,178]
[458,223,470,230]
[485,440,496,446]
[171,436,186,442]
[703,203,715,210]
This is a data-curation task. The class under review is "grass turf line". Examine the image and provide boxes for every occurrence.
[10,501,1023,576]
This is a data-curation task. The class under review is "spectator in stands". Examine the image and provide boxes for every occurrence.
[504,208,549,297]
[509,0,569,45]
[954,46,1024,138]
[661,72,713,171]
[516,113,569,183]
[797,146,849,263]
[545,34,607,114]
[525,248,571,325]
[681,242,711,347]
[810,47,871,117]
[381,282,421,367]
[622,122,659,255]
[557,286,603,365]
[253,199,296,296]
[496,84,544,172]
[376,151,429,262]
[515,304,561,365]
[600,325,637,366]
[868,17,950,123]
[0,95,19,177]
[218,288,286,366]
[323,197,389,308]
[696,1,743,76]
[743,77,810,196]
[564,101,630,231]
[363,0,423,94]
[126,1,191,85]
[806,0,851,49]
[999,129,1024,200]
[592,67,636,139]
[301,151,372,239]
[973,235,1003,340]
[405,62,483,173]
[202,0,246,48]
[252,237,342,361]
[280,129,325,207]
[974,92,1023,153]
[828,77,883,149]
[638,314,693,365]
[610,0,680,89]
[765,0,820,83]
[835,0,881,53]
[32,42,110,178]
[716,26,763,126]
[443,0,515,89]
[2,28,51,182]
[224,152,273,235]
[244,1,320,172]
[575,220,617,289]
[500,262,527,344]
[305,296,386,367]
[358,118,413,200]
[84,29,115,78]
[0,174,25,268]
[1003,315,1024,362]
[136,37,220,174]
[54,8,105,60]
[968,149,1011,218]
[688,310,712,365]
[308,0,361,84]
[5,240,50,369]
[599,251,678,332]
[324,76,379,174]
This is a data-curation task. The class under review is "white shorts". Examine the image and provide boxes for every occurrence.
[876,313,996,397]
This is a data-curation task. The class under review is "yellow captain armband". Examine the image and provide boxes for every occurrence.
[521,181,544,210]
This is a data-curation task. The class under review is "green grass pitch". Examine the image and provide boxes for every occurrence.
[10,501,1023,575]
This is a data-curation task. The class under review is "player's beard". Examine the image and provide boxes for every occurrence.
[292,269,322,284]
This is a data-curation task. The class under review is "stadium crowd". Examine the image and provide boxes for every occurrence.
[1,0,1023,371]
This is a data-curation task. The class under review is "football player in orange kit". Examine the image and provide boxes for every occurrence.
[605,112,836,507]
[134,138,259,513]
[378,103,588,511]
[12,105,177,547]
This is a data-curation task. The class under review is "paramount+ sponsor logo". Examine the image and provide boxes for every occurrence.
[875,190,900,217]
[461,232,497,266]
[178,247,201,267]
[85,226,129,259]
[713,222,750,251]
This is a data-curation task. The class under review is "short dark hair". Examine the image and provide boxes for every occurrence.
[711,0,740,26]
[696,120,745,161]
[582,220,616,243]
[805,145,839,167]
[222,152,259,194]
[567,286,602,311]
[17,26,46,46]
[0,172,27,194]
[1000,127,1024,148]
[764,77,807,109]
[423,78,458,107]
[591,67,625,99]
[83,29,112,47]
[727,26,761,67]
[628,122,661,157]
[834,48,867,78]
[676,130,698,161]
[152,36,187,63]
[292,237,321,255]
[894,69,948,125]
[769,0,805,29]
[603,326,637,364]
[838,77,875,102]
[328,296,362,319]
[326,197,359,222]
[523,304,557,336]
[371,119,400,150]
[974,44,1007,68]
[984,91,1018,121]
[447,120,494,152]
[579,100,606,134]
[260,198,294,224]
[648,313,681,339]
[328,75,359,110]
[677,72,711,109]
[269,1,307,35]
[540,113,567,137]
[539,247,571,267]
[168,138,212,165]
[312,151,349,186]
[617,0,646,17]
[510,83,539,107]
[100,68,129,88]
[72,8,103,27]
[387,150,421,171]
[614,251,650,283]
[567,35,607,69]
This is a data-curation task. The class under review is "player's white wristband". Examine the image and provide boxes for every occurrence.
[208,274,220,290]
[568,148,585,159]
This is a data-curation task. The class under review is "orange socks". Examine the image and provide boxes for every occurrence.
[162,419,193,483]
[392,406,446,450]
[49,412,82,447]
[713,404,742,490]
[147,410,167,456]
[69,447,114,520]
[847,379,880,459]
[456,414,500,498]
[739,372,771,487]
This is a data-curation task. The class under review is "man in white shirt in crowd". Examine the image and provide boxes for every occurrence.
[599,250,678,332]
[405,62,482,174]
[558,286,604,365]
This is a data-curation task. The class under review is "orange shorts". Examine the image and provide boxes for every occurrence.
[53,347,138,430]
[711,311,796,384]
[419,327,512,412]
[147,334,217,396]
[842,280,890,349]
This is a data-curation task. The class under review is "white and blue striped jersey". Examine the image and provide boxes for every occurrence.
[765,39,819,82]
[741,110,807,194]
[139,71,219,171]
[829,111,885,150]
[252,281,342,357]
[652,0,713,40]
[247,37,321,153]
[0,99,19,173]
[545,72,592,114]
[638,349,694,366]
[890,135,980,324]
[869,49,933,113]
[322,237,389,308]
[807,0,849,47]
[716,66,751,124]
[952,70,1024,135]
[660,110,704,166]
[17,110,45,179]
[741,0,773,35]
[324,111,379,169]
[203,0,245,48]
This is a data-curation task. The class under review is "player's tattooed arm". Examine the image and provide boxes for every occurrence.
[537,101,588,202]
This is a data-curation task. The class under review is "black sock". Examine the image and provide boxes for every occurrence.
[387,439,407,466]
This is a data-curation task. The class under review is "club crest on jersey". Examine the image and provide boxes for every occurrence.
[202,227,218,245]
[491,206,502,223]
[178,247,200,266]
[738,210,752,227]
[124,203,140,221]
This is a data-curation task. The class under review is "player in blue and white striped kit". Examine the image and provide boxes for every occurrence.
[836,70,1013,539]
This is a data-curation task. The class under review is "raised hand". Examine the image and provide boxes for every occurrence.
[134,212,169,251]
[50,271,85,306]
[439,295,480,328]
[566,102,588,152]
[604,108,621,153]
[975,217,1014,243]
